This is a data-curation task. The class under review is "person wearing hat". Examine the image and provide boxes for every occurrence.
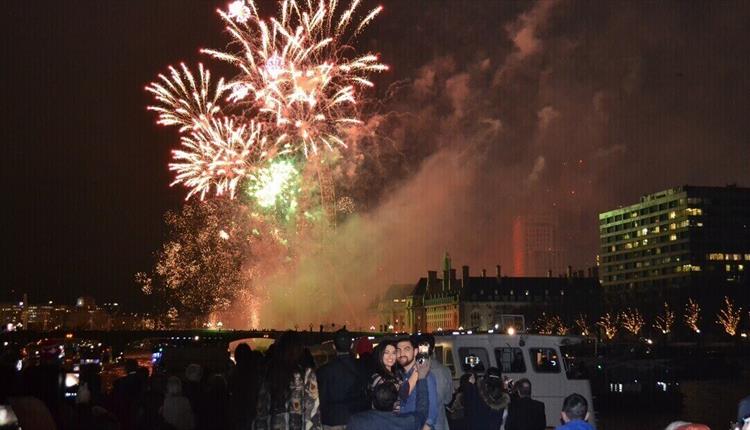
[317,328,369,429]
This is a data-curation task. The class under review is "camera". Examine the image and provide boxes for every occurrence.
[416,342,430,364]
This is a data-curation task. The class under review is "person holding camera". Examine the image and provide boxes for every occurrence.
[347,357,433,430]
[464,367,511,430]
[396,337,440,430]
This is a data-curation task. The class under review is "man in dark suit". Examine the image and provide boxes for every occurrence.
[317,328,370,429]
[504,378,546,430]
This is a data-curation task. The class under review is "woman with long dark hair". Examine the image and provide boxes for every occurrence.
[367,339,405,412]
[253,331,321,430]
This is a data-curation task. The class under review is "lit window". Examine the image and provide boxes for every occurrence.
[685,208,702,216]
[669,223,677,230]
[652,226,661,234]
[746,254,750,261]
[643,239,648,245]
[669,234,677,241]
[641,228,648,236]
[739,265,745,271]
[669,211,677,219]
[726,265,731,272]
[708,253,725,261]
[631,212,638,218]
[733,254,741,261]
[680,220,690,228]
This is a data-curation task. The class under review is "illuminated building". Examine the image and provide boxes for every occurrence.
[378,253,600,333]
[599,185,750,309]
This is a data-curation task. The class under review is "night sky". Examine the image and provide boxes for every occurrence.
[2,1,749,311]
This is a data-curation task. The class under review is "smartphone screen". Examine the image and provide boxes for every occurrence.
[65,372,79,388]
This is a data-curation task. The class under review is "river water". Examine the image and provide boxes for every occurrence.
[597,374,750,430]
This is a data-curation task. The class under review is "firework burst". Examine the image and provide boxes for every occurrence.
[171,118,269,200]
[204,0,388,158]
[147,0,386,200]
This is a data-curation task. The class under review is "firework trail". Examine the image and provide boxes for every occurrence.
[147,0,387,200]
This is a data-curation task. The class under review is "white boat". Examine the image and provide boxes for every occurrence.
[434,333,596,429]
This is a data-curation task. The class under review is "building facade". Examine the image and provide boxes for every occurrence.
[599,185,750,310]
[377,254,600,334]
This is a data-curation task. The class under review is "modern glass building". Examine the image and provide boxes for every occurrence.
[598,185,750,308]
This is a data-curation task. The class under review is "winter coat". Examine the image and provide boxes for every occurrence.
[505,396,546,430]
[464,378,510,430]
[317,354,369,426]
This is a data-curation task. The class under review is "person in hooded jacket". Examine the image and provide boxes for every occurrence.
[463,367,510,430]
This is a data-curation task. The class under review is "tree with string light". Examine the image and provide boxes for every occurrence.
[620,308,645,336]
[653,302,675,336]
[684,298,701,334]
[716,296,742,337]
[597,313,618,340]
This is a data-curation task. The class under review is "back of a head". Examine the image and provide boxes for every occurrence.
[333,328,352,353]
[274,330,305,367]
[234,343,252,366]
[166,376,182,397]
[485,367,503,387]
[562,393,588,421]
[185,363,203,383]
[516,378,532,397]
[372,382,398,412]
[484,367,505,398]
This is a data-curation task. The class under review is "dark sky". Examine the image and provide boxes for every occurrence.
[2,1,749,310]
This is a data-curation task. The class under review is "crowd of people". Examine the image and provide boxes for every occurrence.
[2,329,748,430]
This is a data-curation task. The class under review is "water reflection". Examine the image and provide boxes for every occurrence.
[598,374,750,430]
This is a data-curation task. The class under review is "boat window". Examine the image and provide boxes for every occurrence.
[529,347,561,373]
[434,346,444,364]
[458,347,488,372]
[494,347,525,373]
[441,346,456,377]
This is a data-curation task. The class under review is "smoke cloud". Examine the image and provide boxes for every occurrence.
[252,0,750,329]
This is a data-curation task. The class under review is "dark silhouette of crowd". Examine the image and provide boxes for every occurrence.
[10,329,737,430]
